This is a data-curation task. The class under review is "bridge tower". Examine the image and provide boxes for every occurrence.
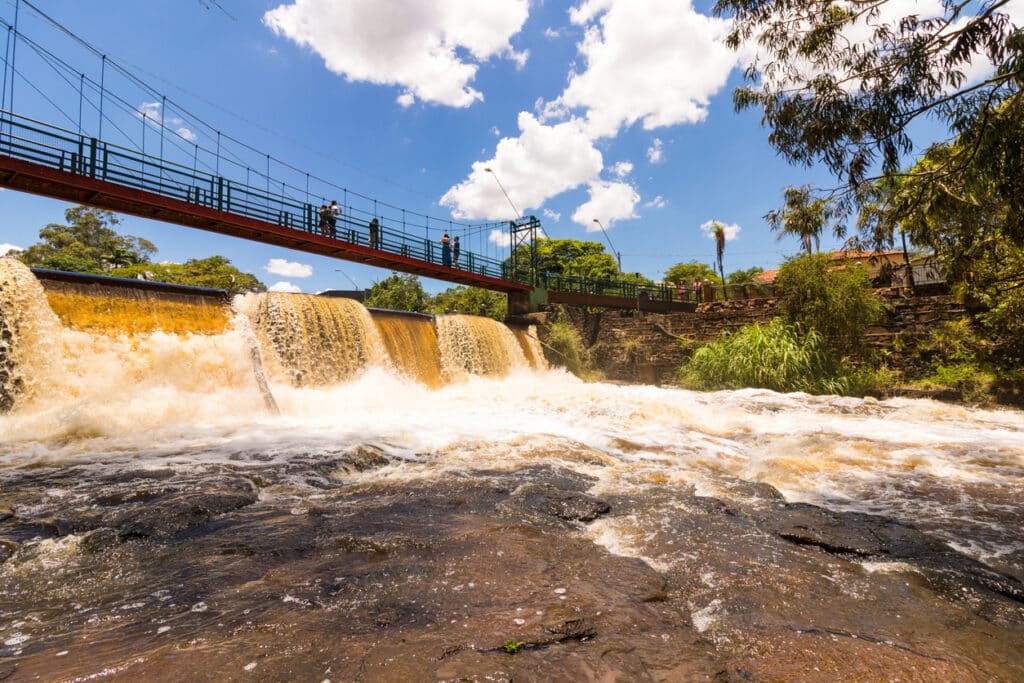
[507,215,545,315]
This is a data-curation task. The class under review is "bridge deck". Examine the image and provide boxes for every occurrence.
[0,154,529,293]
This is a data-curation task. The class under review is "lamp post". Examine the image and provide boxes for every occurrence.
[592,219,622,273]
[483,167,521,219]
[334,267,360,290]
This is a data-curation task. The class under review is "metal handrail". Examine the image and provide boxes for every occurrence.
[0,111,512,280]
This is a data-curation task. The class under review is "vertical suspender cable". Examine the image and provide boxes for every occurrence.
[98,54,106,140]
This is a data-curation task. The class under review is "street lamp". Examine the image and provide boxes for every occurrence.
[334,267,360,290]
[483,167,521,219]
[592,219,622,272]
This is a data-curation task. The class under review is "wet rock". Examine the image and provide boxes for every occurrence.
[502,484,610,524]
[762,502,1024,609]
[109,479,259,540]
[0,537,17,564]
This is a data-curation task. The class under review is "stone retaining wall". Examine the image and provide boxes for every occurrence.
[555,290,967,384]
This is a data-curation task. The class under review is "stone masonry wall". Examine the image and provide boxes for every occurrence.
[556,290,967,385]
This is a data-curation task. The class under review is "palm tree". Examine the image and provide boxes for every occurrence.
[766,185,832,256]
[711,221,728,300]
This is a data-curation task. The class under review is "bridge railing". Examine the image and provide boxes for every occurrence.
[0,111,511,281]
[540,273,678,302]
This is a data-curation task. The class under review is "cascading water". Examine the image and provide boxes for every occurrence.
[0,259,64,412]
[435,313,531,380]
[1,266,1022,681]
[236,292,388,387]
[371,310,443,387]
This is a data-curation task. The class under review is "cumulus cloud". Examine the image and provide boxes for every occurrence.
[644,195,666,208]
[553,0,740,138]
[136,101,197,142]
[265,258,313,278]
[488,228,513,247]
[544,27,561,39]
[610,161,633,178]
[647,138,663,163]
[269,281,303,293]
[263,0,529,108]
[700,219,741,241]
[442,0,739,221]
[0,243,22,256]
[543,208,561,222]
[440,113,603,219]
[572,180,639,230]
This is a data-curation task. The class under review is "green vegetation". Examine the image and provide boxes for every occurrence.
[428,285,507,319]
[774,254,883,359]
[502,639,526,655]
[112,256,265,293]
[766,185,835,255]
[541,320,589,377]
[364,272,430,313]
[17,205,265,293]
[507,238,619,281]
[680,318,851,394]
[18,206,155,274]
[663,260,720,286]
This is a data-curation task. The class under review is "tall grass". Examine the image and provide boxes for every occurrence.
[679,317,852,394]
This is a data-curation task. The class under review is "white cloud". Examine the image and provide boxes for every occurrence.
[265,258,313,278]
[396,92,416,108]
[573,180,639,229]
[136,101,197,142]
[440,113,603,219]
[263,0,529,108]
[488,228,513,247]
[647,138,663,163]
[553,0,740,138]
[490,126,501,137]
[440,0,740,222]
[644,195,666,208]
[610,160,633,178]
[700,219,741,241]
[269,281,303,293]
[544,27,561,39]
[0,243,22,256]
[543,208,561,222]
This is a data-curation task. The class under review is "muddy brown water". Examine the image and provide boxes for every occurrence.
[1,259,1023,680]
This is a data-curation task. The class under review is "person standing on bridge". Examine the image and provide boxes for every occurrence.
[452,236,460,268]
[440,233,452,267]
[319,204,330,235]
[368,218,380,249]
[328,200,340,238]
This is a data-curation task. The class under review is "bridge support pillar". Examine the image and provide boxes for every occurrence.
[508,288,547,315]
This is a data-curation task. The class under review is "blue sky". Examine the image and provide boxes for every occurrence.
[0,0,1008,294]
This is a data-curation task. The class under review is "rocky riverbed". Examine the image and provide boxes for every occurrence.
[2,450,1022,682]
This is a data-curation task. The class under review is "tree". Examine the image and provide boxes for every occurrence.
[727,266,765,284]
[112,256,266,294]
[716,0,1024,230]
[18,206,156,273]
[774,253,883,358]
[364,272,430,312]
[711,221,729,299]
[766,185,834,255]
[663,260,721,285]
[428,286,507,320]
[507,238,620,282]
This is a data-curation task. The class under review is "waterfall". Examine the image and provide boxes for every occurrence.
[371,311,443,388]
[0,259,64,412]
[435,314,530,380]
[236,292,388,387]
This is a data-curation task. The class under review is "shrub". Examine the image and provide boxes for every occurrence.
[775,254,883,358]
[540,320,589,377]
[679,317,851,394]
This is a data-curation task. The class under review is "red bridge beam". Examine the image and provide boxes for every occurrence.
[0,155,530,293]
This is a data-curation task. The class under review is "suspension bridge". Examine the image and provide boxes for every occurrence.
[0,1,694,314]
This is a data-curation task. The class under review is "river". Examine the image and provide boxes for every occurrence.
[1,257,1022,681]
